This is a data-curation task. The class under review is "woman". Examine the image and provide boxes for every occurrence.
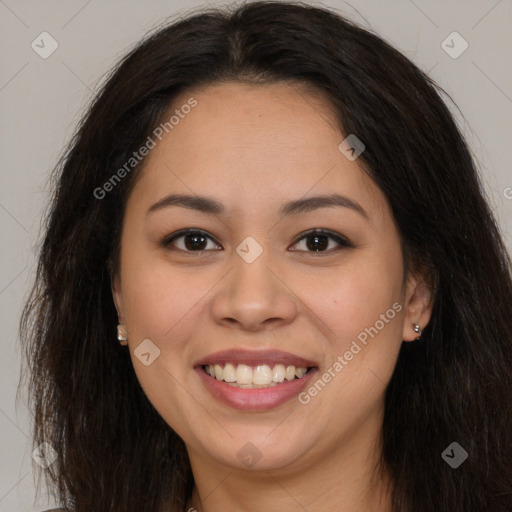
[21,1,512,511]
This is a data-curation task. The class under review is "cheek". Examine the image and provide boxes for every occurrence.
[120,253,206,353]
[303,255,404,350]
[298,256,405,430]
[120,256,206,435]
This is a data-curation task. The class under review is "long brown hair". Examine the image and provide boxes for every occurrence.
[20,2,512,511]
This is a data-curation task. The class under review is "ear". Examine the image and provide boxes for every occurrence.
[110,272,125,321]
[402,268,434,342]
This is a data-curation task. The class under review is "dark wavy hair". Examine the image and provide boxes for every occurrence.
[20,1,512,511]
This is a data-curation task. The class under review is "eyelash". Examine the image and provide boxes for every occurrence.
[161,228,353,255]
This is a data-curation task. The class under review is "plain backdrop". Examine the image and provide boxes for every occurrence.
[1,0,511,510]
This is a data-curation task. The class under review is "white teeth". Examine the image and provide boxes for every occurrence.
[253,365,272,385]
[204,363,310,387]
[272,364,285,383]
[295,367,307,378]
[223,363,236,382]
[285,365,296,381]
[236,364,253,385]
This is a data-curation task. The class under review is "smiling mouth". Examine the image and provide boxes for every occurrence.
[202,363,315,389]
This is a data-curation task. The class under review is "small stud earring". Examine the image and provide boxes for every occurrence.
[117,324,128,346]
[413,323,422,340]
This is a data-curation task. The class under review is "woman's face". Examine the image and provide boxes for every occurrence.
[113,82,431,475]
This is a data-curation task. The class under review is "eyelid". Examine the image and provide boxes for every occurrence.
[162,228,353,253]
[289,228,353,251]
[162,229,222,250]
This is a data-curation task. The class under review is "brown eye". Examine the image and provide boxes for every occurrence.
[290,229,352,253]
[163,229,221,252]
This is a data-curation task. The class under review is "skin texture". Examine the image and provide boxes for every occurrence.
[112,82,433,512]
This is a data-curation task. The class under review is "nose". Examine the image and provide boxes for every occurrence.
[210,245,298,332]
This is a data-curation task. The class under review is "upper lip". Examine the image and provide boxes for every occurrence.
[195,349,318,368]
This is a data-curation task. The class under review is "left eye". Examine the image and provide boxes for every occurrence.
[290,229,352,253]
[162,229,352,253]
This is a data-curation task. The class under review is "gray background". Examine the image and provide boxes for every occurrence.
[1,0,511,510]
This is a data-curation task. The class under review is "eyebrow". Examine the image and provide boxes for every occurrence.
[147,193,368,219]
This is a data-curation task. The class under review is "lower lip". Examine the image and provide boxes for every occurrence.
[195,366,318,411]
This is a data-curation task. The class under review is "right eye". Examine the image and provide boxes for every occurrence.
[162,229,223,253]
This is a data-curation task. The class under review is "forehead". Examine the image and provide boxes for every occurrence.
[127,81,387,221]
[172,81,339,155]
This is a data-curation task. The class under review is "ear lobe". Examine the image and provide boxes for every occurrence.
[402,270,435,342]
